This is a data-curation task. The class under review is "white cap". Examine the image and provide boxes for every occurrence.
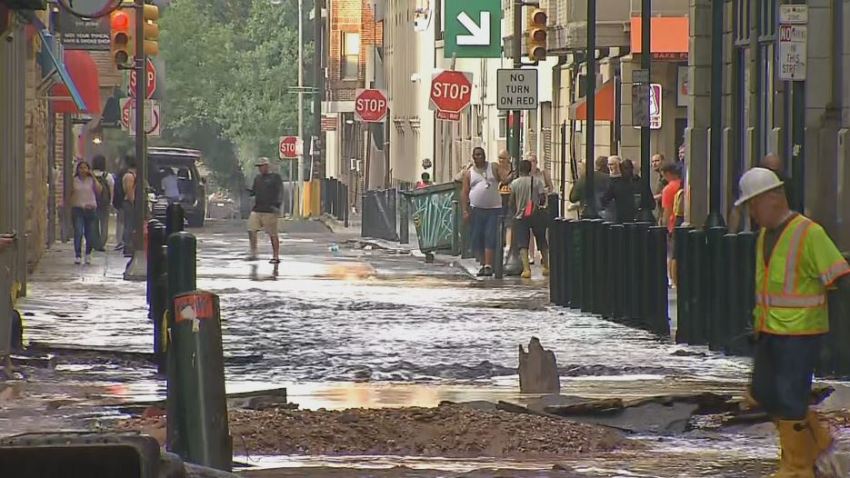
[735,167,784,206]
[255,157,270,167]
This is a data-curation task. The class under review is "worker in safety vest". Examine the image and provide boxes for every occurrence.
[736,167,850,478]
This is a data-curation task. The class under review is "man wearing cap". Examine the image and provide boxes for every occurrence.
[736,167,850,477]
[247,158,283,263]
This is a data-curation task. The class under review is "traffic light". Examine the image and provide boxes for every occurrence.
[527,8,547,62]
[142,4,159,56]
[110,8,133,67]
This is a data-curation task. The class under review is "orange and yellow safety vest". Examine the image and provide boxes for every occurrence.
[754,214,850,335]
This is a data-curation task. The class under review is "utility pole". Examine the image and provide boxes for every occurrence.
[705,0,724,227]
[582,0,598,219]
[131,0,147,273]
[297,0,304,188]
[636,0,655,222]
[511,0,523,169]
[313,0,323,179]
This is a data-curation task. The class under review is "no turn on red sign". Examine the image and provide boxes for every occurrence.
[430,70,473,121]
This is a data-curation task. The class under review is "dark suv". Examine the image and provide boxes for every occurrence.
[147,147,207,227]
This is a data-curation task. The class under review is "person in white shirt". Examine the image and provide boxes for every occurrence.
[70,160,102,264]
[91,154,114,251]
[160,168,181,203]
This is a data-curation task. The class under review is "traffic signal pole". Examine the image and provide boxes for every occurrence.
[582,0,598,219]
[511,1,523,169]
[636,0,655,222]
[131,0,148,276]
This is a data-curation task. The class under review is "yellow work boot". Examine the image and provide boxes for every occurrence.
[541,249,550,276]
[806,411,846,477]
[520,249,532,279]
[771,420,816,478]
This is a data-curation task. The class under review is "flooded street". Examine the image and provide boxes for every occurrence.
[12,220,849,476]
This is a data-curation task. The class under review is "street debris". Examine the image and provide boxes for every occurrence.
[518,337,559,394]
[109,403,636,458]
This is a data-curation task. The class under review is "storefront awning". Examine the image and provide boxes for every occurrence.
[573,81,616,122]
[630,17,689,60]
[49,50,102,115]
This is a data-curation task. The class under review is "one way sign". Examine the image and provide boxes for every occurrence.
[445,0,501,58]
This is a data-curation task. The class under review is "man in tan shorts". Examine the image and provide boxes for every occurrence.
[247,158,283,263]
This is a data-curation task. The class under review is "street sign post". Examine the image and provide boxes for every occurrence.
[279,136,302,159]
[444,0,501,58]
[129,58,157,99]
[429,70,473,121]
[496,69,538,110]
[778,5,807,81]
[121,98,161,136]
[354,89,388,123]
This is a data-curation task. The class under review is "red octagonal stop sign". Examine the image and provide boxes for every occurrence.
[355,89,388,123]
[430,70,473,122]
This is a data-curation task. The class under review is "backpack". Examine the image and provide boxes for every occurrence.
[95,172,111,209]
[112,171,124,209]
[673,188,685,218]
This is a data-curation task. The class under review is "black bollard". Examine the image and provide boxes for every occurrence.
[610,224,626,321]
[647,226,670,336]
[688,229,708,345]
[735,231,757,356]
[165,203,185,238]
[166,232,232,471]
[596,222,611,317]
[624,223,640,320]
[558,220,571,307]
[566,220,581,309]
[549,218,562,305]
[635,222,651,325]
[582,220,598,313]
[674,226,692,343]
[722,233,742,354]
[147,220,167,373]
[706,226,728,351]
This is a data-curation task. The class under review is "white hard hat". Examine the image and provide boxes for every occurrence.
[735,167,784,206]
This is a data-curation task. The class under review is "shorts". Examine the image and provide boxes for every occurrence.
[513,213,548,250]
[750,333,821,420]
[248,212,279,235]
[470,207,500,253]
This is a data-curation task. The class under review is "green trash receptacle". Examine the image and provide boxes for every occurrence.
[401,183,460,257]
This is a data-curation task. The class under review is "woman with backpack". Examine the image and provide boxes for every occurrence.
[70,160,103,264]
[91,155,114,251]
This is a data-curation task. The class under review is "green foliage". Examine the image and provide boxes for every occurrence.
[158,0,312,189]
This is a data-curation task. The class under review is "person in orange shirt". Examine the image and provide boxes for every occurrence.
[660,162,682,286]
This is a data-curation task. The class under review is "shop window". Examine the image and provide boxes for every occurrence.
[341,32,360,80]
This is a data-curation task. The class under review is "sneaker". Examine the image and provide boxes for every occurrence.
[114,243,124,251]
[74,257,81,265]
[269,258,281,264]
[84,255,92,265]
[477,265,494,277]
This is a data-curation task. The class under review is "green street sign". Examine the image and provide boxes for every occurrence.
[444,0,502,59]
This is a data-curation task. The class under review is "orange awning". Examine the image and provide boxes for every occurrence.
[630,16,689,57]
[574,81,616,122]
[51,51,102,115]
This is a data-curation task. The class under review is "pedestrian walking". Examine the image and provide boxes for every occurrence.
[112,158,128,250]
[651,153,667,219]
[659,162,682,286]
[247,157,283,264]
[602,156,639,223]
[70,161,103,265]
[121,156,138,258]
[736,167,850,478]
[461,146,510,277]
[527,155,554,264]
[510,160,548,278]
[91,154,114,251]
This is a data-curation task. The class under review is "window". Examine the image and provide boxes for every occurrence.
[341,32,360,80]
[498,113,507,139]
[734,0,751,46]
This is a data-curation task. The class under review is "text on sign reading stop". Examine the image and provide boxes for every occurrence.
[357,98,386,112]
[432,83,471,100]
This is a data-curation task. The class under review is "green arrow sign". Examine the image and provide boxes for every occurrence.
[445,0,502,59]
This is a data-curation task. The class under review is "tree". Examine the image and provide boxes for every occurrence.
[158,0,311,188]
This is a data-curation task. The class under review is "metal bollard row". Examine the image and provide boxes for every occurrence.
[548,218,669,337]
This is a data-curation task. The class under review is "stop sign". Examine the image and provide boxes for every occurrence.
[430,70,473,121]
[129,58,156,99]
[279,136,301,159]
[355,89,388,123]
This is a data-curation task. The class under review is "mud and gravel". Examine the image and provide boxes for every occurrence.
[110,403,638,459]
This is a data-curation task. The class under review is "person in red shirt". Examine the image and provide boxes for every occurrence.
[660,162,683,286]
[660,163,682,233]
